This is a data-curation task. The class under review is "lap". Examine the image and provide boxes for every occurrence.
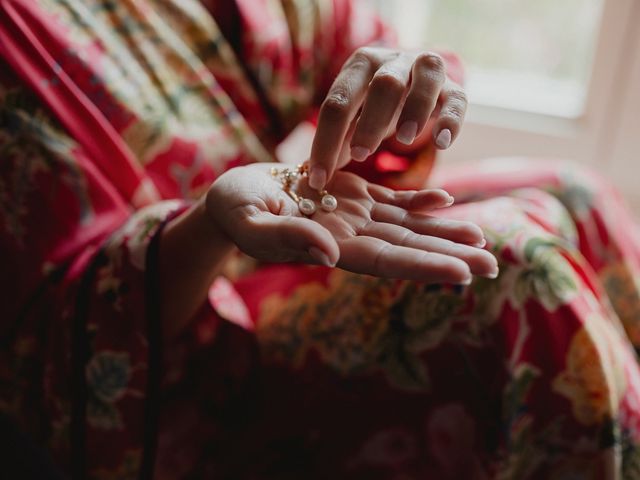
[157,161,640,479]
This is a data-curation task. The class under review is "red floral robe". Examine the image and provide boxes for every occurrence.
[1,1,640,479]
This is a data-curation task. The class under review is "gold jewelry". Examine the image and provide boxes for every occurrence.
[270,164,338,216]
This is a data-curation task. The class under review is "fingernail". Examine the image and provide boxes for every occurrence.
[309,247,335,267]
[351,146,370,162]
[435,129,452,149]
[459,276,472,286]
[444,195,455,207]
[309,167,327,190]
[396,121,418,145]
[486,268,499,279]
[473,238,486,248]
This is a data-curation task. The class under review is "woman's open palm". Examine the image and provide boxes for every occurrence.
[206,163,498,284]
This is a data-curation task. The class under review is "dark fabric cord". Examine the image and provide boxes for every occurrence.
[139,219,170,480]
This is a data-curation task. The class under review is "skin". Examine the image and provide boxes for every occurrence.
[308,47,468,190]
[160,163,498,339]
[159,46,478,339]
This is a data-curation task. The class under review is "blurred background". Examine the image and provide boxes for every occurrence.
[372,0,640,213]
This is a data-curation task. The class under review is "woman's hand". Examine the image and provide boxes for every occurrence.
[308,47,468,191]
[206,163,497,284]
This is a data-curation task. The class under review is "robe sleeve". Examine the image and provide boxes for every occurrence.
[0,68,190,478]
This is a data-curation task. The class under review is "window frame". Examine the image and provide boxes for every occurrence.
[376,0,640,212]
[373,0,640,175]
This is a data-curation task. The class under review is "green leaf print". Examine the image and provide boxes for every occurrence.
[515,238,578,311]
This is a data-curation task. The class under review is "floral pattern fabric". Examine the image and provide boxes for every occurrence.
[1,1,640,479]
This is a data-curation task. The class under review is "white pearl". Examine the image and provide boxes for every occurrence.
[298,198,316,216]
[321,194,338,212]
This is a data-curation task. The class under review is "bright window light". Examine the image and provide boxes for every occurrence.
[374,0,604,118]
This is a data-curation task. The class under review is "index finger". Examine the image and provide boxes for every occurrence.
[309,54,374,190]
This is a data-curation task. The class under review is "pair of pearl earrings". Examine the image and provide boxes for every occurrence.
[270,163,338,216]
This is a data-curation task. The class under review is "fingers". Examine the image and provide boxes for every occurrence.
[432,79,468,150]
[309,51,375,190]
[245,211,340,266]
[371,202,485,246]
[310,48,468,190]
[395,52,446,146]
[349,54,413,160]
[339,236,472,284]
[359,221,498,277]
[367,184,454,211]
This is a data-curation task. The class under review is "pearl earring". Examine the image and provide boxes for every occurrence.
[270,163,339,217]
[320,190,337,212]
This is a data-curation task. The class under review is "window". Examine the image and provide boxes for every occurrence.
[375,0,604,117]
[371,0,640,212]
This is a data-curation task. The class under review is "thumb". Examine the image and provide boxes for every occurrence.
[245,211,340,266]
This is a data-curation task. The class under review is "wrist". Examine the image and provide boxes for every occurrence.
[159,196,236,338]
[160,195,237,283]
[202,185,231,244]
[195,194,235,253]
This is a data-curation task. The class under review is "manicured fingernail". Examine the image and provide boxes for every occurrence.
[473,238,486,248]
[444,195,455,207]
[396,121,418,145]
[435,129,452,149]
[309,167,327,190]
[309,247,335,267]
[351,146,370,162]
[486,268,499,279]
